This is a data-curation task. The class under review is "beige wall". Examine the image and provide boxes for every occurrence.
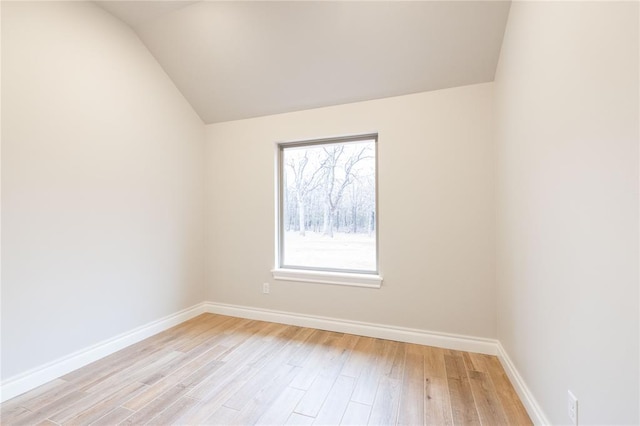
[1,2,206,380]
[205,83,497,338]
[494,1,639,424]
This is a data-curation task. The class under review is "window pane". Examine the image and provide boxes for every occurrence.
[281,138,377,273]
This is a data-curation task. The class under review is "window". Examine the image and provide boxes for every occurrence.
[273,134,382,288]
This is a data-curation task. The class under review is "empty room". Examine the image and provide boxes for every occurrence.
[1,1,638,425]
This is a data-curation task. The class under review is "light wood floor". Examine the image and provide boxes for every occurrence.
[1,314,531,425]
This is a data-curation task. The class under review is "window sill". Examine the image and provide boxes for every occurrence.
[271,268,382,288]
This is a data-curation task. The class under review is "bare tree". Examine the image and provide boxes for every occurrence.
[321,145,372,237]
[285,151,324,236]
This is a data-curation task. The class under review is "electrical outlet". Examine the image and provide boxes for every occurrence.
[263,282,270,294]
[568,390,578,425]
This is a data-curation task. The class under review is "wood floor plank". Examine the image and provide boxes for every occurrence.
[368,376,402,426]
[0,405,33,425]
[172,315,240,354]
[215,320,282,360]
[445,353,481,426]
[10,390,88,426]
[424,345,448,379]
[423,346,454,426]
[294,334,358,417]
[218,363,301,425]
[64,344,173,396]
[140,341,217,386]
[467,370,510,426]
[366,341,406,425]
[59,316,207,385]
[120,384,191,425]
[177,326,306,422]
[221,326,314,411]
[255,387,306,425]
[122,345,227,411]
[91,406,134,426]
[312,375,356,425]
[83,350,182,395]
[288,329,332,368]
[57,381,147,425]
[187,323,303,402]
[425,376,454,426]
[33,420,57,426]
[351,339,393,405]
[482,354,532,425]
[342,401,372,425]
[177,367,259,424]
[376,340,400,378]
[397,343,426,425]
[19,384,80,416]
[201,405,240,425]
[2,379,67,413]
[289,331,343,390]
[144,395,201,425]
[286,412,315,425]
[340,336,374,378]
[179,359,292,424]
[462,352,485,373]
[467,352,491,373]
[36,420,58,426]
[388,342,407,380]
[186,334,281,399]
[0,314,531,426]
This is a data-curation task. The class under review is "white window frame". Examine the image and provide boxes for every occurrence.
[272,133,383,288]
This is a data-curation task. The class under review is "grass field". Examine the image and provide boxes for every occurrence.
[282,231,376,271]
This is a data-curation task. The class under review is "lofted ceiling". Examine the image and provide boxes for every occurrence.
[98,1,511,124]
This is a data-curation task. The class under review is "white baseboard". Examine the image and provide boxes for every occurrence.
[204,301,499,355]
[0,302,207,403]
[497,343,550,425]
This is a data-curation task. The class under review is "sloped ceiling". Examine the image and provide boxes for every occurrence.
[98,1,511,124]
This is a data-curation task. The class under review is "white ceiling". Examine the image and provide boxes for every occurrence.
[98,1,511,124]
